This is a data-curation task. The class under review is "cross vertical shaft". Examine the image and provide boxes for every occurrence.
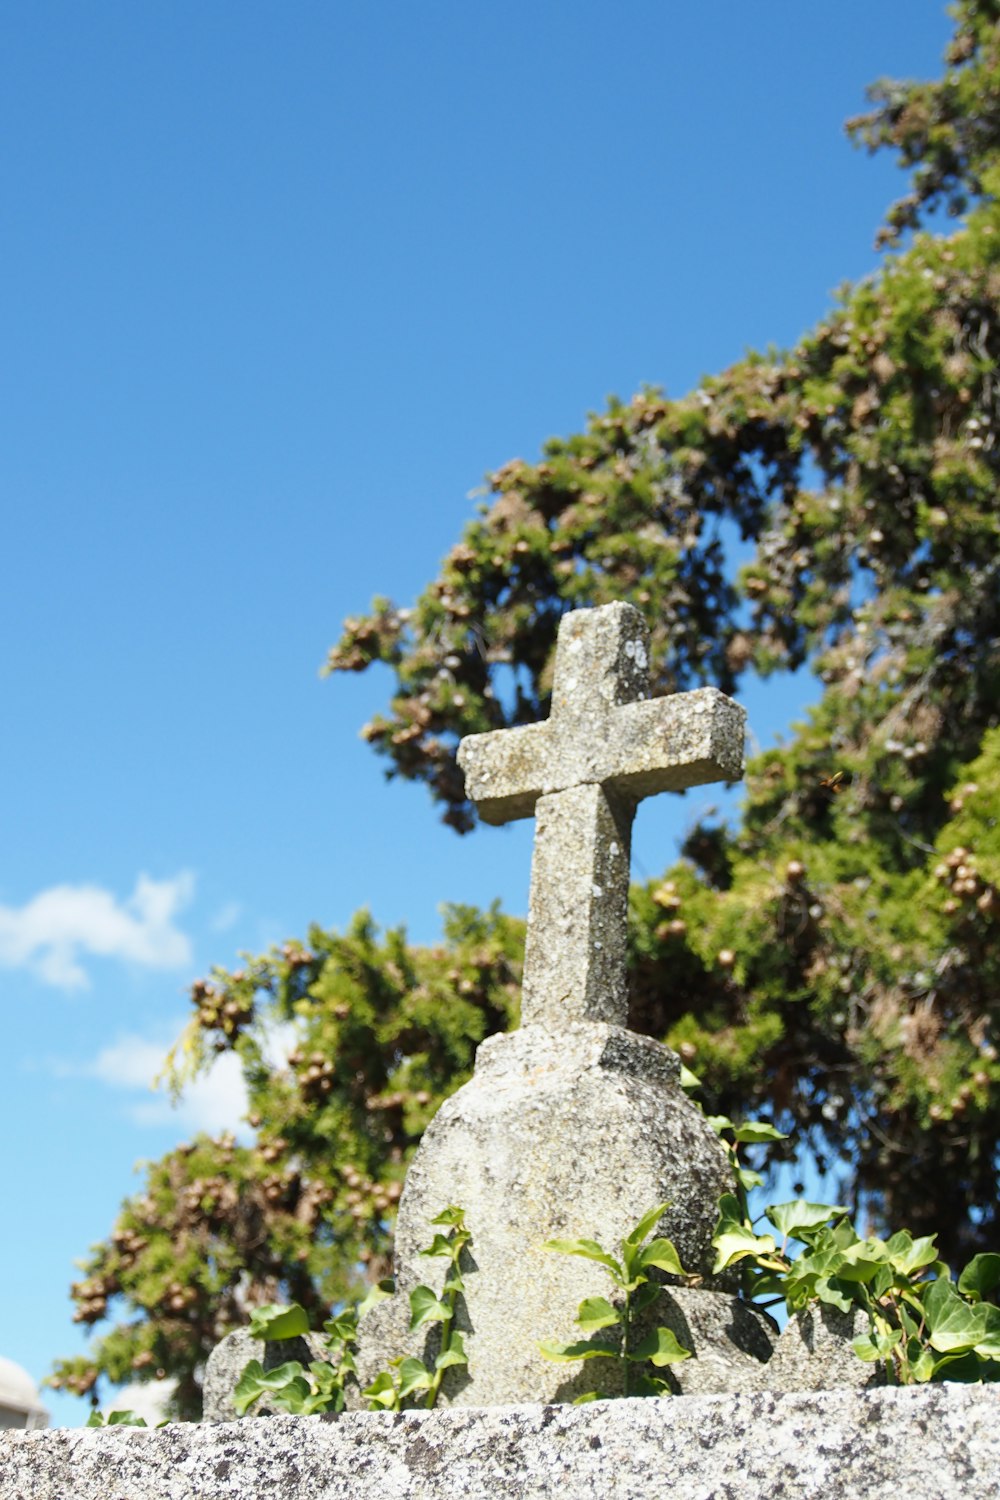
[521,783,633,1027]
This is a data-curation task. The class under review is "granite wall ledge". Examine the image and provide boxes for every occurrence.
[2,1383,996,1500]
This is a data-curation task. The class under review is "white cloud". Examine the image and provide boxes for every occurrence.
[88,1035,170,1090]
[48,1012,300,1142]
[130,1051,250,1137]
[81,1014,299,1139]
[209,900,242,934]
[259,1019,298,1072]
[86,1031,251,1138]
[0,873,194,989]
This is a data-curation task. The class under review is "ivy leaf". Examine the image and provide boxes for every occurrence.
[431,1206,466,1228]
[409,1285,451,1330]
[537,1337,618,1363]
[782,1246,845,1288]
[311,1359,349,1390]
[247,1303,310,1341]
[927,1350,1000,1383]
[712,1195,777,1271]
[813,1276,856,1314]
[958,1253,1000,1303]
[358,1277,395,1318]
[734,1165,764,1193]
[420,1233,458,1258]
[541,1238,623,1278]
[629,1373,673,1397]
[435,1332,468,1372]
[779,1248,848,1311]
[828,1242,888,1284]
[362,1371,400,1409]
[924,1277,1000,1356]
[851,1328,901,1362]
[299,1388,341,1416]
[622,1204,670,1250]
[396,1358,434,1397]
[268,1378,315,1415]
[765,1202,846,1242]
[324,1313,357,1344]
[638,1238,686,1277]
[883,1230,938,1278]
[729,1122,788,1144]
[628,1326,691,1367]
[576,1296,620,1333]
[232,1359,309,1416]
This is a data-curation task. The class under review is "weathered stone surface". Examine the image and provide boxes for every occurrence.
[355,1023,763,1404]
[520,782,633,1029]
[458,604,746,820]
[764,1304,886,1392]
[5,1386,999,1499]
[457,603,745,1027]
[203,1330,329,1423]
[653,1288,776,1394]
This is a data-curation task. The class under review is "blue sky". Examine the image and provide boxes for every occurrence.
[1,2,952,1425]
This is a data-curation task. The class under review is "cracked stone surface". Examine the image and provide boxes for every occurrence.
[5,1386,998,1499]
[457,602,745,1029]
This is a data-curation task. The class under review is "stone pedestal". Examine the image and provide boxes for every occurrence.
[355,1023,774,1404]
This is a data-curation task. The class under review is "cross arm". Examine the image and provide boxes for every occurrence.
[457,721,553,824]
[458,687,745,823]
[603,687,746,801]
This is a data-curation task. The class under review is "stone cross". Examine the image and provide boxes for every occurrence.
[458,602,746,1030]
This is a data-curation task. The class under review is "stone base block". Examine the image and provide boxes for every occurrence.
[4,1386,998,1499]
[357,1022,744,1405]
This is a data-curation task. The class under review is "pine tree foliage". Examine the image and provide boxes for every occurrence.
[847,0,1000,244]
[54,3,1000,1416]
[325,0,1000,1252]
[50,908,522,1419]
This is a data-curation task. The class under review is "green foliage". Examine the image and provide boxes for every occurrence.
[231,1186,1000,1413]
[247,1304,310,1341]
[319,0,1000,1277]
[233,1277,393,1417]
[713,1187,1000,1387]
[50,910,520,1420]
[233,1208,470,1416]
[85,1409,152,1428]
[846,0,1000,245]
[539,1204,691,1400]
[363,1206,471,1411]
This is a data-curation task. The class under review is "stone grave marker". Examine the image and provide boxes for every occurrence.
[345,601,775,1404]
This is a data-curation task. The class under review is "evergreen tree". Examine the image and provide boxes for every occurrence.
[53,3,1000,1417]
